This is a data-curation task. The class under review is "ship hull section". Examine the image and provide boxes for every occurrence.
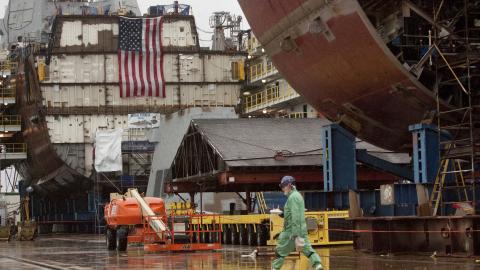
[239,0,440,151]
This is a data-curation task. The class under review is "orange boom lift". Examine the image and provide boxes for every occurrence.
[104,188,221,252]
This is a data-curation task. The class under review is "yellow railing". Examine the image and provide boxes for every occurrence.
[248,62,277,82]
[0,61,17,74]
[282,112,307,119]
[0,143,27,153]
[0,115,21,126]
[0,87,15,98]
[244,84,299,112]
[249,62,263,81]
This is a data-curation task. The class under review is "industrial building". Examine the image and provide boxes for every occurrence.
[0,0,480,269]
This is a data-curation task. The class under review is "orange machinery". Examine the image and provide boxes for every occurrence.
[104,188,221,252]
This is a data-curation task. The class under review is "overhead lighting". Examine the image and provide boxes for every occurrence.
[261,48,265,53]
[262,108,267,114]
[247,55,252,59]
[243,91,251,96]
[248,115,252,118]
[261,79,267,83]
[3,103,7,106]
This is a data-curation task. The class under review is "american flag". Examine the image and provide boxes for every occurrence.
[118,17,165,98]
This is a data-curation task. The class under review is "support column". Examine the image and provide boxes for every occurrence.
[321,124,357,192]
[409,124,439,184]
[189,192,195,210]
[246,191,252,213]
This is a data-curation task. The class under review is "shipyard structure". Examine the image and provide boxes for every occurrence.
[0,1,245,232]
[1,0,480,268]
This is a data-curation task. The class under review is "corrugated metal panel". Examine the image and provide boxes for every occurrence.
[42,84,240,108]
[45,55,117,83]
[60,21,83,47]
[204,55,244,82]
[54,17,195,52]
[45,54,243,84]
[162,20,196,47]
[54,17,119,53]
[46,115,150,144]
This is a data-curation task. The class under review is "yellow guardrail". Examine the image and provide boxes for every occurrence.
[0,61,17,73]
[244,84,299,112]
[249,62,277,82]
[0,143,27,153]
[0,115,21,126]
[0,87,15,98]
[282,112,307,119]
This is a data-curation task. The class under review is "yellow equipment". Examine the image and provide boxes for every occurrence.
[182,206,352,246]
[17,196,37,241]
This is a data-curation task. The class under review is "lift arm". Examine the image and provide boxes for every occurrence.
[128,188,168,237]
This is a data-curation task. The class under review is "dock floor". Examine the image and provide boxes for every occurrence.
[0,234,479,269]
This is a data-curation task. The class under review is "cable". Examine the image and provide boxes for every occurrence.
[196,27,213,34]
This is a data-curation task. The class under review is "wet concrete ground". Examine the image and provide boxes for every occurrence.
[1,235,480,269]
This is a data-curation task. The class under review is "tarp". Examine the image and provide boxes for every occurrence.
[95,129,123,172]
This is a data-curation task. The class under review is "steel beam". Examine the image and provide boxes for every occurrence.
[321,124,357,192]
[356,149,413,181]
[409,124,440,184]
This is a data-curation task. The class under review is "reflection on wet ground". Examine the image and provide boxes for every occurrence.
[1,235,480,269]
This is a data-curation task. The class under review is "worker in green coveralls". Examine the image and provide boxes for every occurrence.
[272,176,323,270]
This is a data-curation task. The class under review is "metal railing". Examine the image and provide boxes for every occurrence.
[244,84,299,112]
[0,115,21,126]
[0,143,27,153]
[0,61,17,74]
[282,112,307,119]
[0,87,15,99]
[249,62,277,82]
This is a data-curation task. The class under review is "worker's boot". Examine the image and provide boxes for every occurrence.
[313,263,323,270]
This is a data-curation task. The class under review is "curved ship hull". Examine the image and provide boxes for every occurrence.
[17,56,92,196]
[239,0,446,151]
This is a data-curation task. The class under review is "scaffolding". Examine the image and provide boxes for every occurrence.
[432,0,479,215]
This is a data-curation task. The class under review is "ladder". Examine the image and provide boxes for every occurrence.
[256,192,268,214]
[430,145,470,216]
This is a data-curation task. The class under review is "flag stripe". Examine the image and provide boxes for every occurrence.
[152,18,160,97]
[118,50,123,97]
[124,51,130,97]
[145,19,153,97]
[159,18,165,97]
[131,52,138,96]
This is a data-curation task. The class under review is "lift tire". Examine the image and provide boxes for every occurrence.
[210,224,219,243]
[191,224,198,243]
[239,225,248,245]
[256,224,268,246]
[116,227,128,252]
[106,228,116,250]
[247,224,258,246]
[201,225,211,243]
[231,226,240,245]
[222,225,232,244]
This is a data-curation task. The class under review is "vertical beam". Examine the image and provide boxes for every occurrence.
[409,124,439,184]
[246,191,252,213]
[321,124,357,192]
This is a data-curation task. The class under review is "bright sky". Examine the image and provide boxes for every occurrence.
[0,0,249,47]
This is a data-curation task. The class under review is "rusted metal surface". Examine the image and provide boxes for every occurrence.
[16,56,91,196]
[165,168,399,193]
[239,0,444,151]
[352,216,480,256]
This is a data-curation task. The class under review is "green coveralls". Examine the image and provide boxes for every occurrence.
[272,187,322,269]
